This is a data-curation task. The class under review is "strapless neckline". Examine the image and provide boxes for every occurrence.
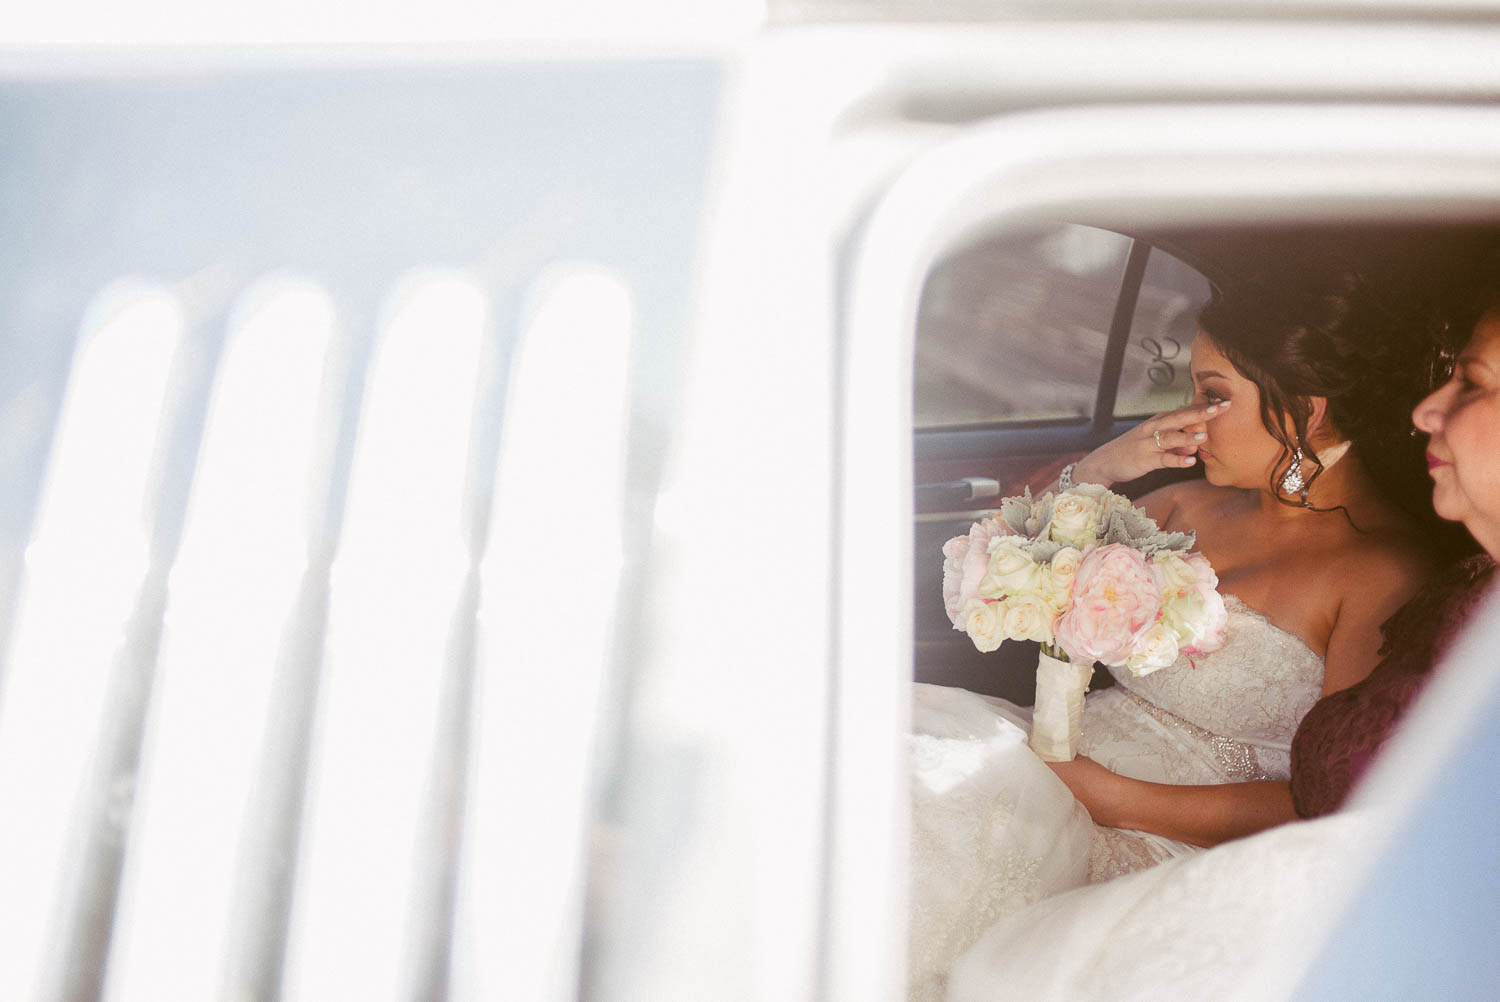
[1099,589,1327,756]
[1219,592,1319,663]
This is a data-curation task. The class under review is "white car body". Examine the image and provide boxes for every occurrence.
[1,7,1498,1001]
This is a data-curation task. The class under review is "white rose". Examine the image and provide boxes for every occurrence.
[1152,551,1197,597]
[1049,490,1105,548]
[1000,594,1057,644]
[1046,546,1085,606]
[1098,485,1139,521]
[963,599,1005,653]
[1124,621,1180,677]
[980,538,1045,599]
[1160,589,1208,645]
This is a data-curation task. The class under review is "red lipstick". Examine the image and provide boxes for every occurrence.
[1427,452,1449,470]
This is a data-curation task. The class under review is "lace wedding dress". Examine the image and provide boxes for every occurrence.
[908,595,1323,1002]
[944,809,1378,1002]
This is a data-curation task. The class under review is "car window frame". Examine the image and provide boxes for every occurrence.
[832,100,1500,1001]
[912,235,1208,466]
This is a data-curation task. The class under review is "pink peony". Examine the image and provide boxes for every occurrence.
[1054,543,1162,667]
[941,517,1011,628]
[941,536,970,626]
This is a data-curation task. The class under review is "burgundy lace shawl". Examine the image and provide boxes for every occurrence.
[1290,553,1496,818]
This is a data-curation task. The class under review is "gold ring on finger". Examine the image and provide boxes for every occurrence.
[1153,429,1165,450]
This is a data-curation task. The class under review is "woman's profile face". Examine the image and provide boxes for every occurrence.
[1188,332,1287,492]
[1413,307,1500,552]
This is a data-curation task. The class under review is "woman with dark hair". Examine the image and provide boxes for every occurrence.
[908,264,1441,1001]
[1037,268,1442,846]
[937,270,1500,1002]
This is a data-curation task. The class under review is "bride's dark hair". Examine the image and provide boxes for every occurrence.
[1196,258,1448,529]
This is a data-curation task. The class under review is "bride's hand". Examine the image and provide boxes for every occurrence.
[1046,756,1133,828]
[1070,401,1230,487]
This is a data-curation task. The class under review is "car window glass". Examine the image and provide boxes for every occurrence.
[1115,248,1212,417]
[913,223,1132,428]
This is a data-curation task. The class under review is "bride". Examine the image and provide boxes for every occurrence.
[909,266,1440,1000]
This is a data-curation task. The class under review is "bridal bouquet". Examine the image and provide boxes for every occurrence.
[940,482,1228,760]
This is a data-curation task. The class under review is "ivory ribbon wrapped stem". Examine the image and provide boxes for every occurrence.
[1030,647,1095,761]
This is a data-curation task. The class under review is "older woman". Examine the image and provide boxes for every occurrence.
[942,279,1500,1002]
[1290,290,1500,816]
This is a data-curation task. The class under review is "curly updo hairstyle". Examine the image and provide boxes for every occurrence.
[1196,254,1453,535]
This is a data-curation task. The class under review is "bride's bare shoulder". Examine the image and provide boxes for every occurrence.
[1332,524,1437,597]
[1317,527,1438,691]
[1135,478,1223,531]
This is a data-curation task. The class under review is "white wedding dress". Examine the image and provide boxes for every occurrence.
[908,595,1324,1002]
[944,808,1379,1002]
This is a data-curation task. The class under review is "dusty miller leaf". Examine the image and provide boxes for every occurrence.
[1024,538,1062,563]
[1138,530,1197,555]
[1024,493,1055,541]
[1000,489,1034,536]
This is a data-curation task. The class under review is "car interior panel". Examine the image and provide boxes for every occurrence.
[913,222,1500,701]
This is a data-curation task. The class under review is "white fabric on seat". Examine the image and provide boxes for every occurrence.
[908,594,1325,1001]
[945,811,1375,1002]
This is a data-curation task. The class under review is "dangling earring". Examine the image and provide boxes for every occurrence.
[1280,449,1305,496]
[1283,440,1348,506]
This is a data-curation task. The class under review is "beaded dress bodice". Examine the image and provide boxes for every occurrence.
[1080,594,1325,783]
[1077,594,1324,878]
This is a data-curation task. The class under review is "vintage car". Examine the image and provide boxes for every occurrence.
[1,3,1499,1000]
